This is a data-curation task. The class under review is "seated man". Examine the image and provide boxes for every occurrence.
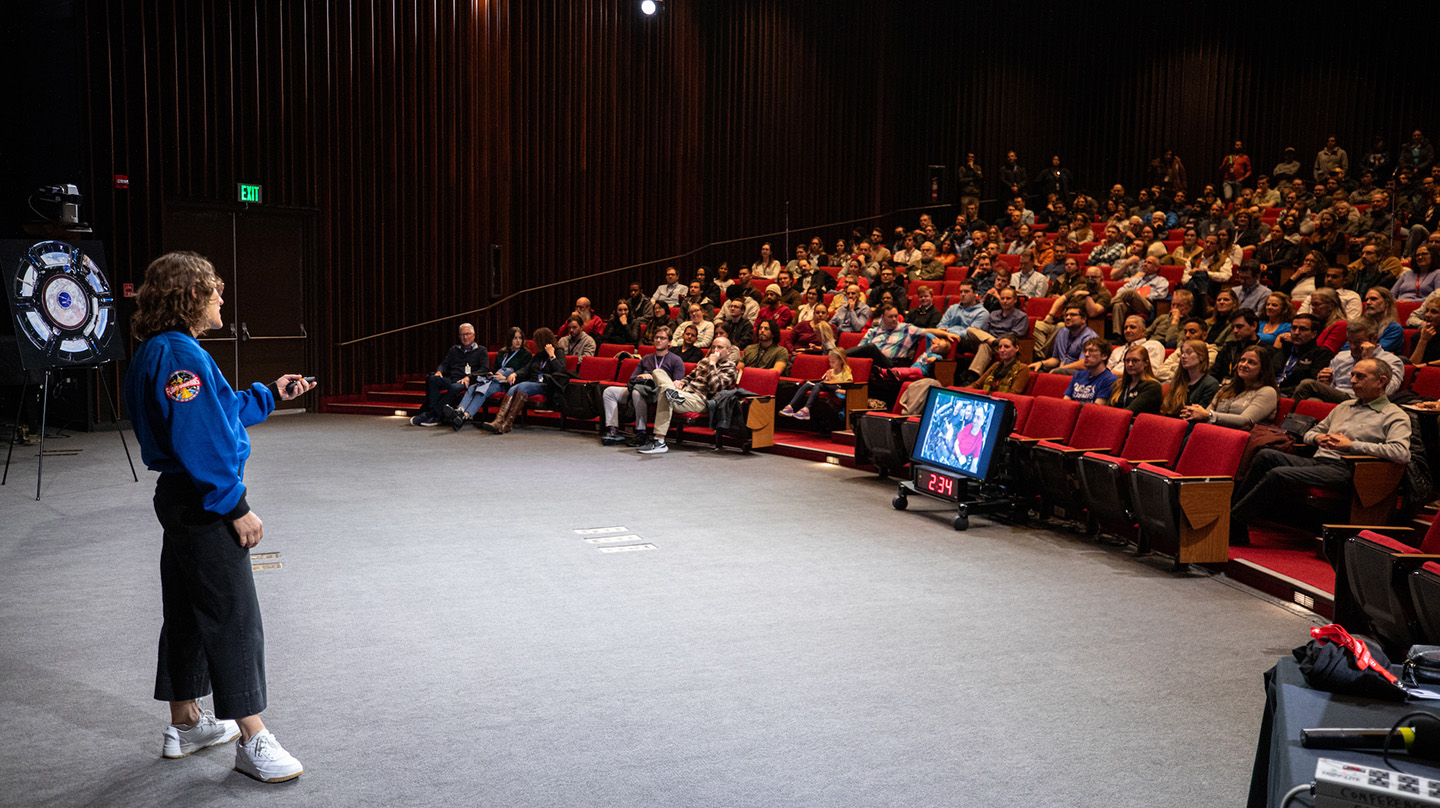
[410,322,489,426]
[794,258,834,294]
[558,298,604,336]
[1032,264,1111,357]
[651,266,685,307]
[959,288,1029,386]
[1274,314,1335,395]
[867,266,907,315]
[1061,338,1117,403]
[829,284,872,333]
[638,337,739,455]
[739,320,790,372]
[673,323,704,362]
[601,326,686,446]
[1011,251,1048,299]
[1293,318,1404,403]
[1231,357,1409,544]
[1230,260,1273,316]
[1107,315,1165,375]
[910,241,947,281]
[713,297,755,351]
[1154,318,1217,383]
[1146,289,1196,348]
[773,269,803,309]
[1181,233,1234,305]
[1347,238,1403,294]
[1028,305,1096,375]
[557,316,597,358]
[1297,263,1363,320]
[755,287,794,332]
[845,304,932,374]
[906,285,943,329]
[1086,224,1128,266]
[1111,256,1170,336]
[677,281,716,320]
[1210,310,1264,382]
[934,280,990,359]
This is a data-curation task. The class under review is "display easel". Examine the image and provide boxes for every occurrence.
[3,363,137,500]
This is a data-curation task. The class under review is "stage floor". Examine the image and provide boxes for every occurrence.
[1,413,1318,807]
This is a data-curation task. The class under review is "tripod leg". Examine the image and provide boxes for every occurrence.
[3,379,30,486]
[36,370,50,500]
[96,366,138,482]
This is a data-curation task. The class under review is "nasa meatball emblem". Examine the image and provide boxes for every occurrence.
[165,370,202,402]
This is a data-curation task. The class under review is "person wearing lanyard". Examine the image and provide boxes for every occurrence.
[124,252,311,783]
[442,326,532,430]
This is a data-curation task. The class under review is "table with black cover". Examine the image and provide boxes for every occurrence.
[1249,656,1440,807]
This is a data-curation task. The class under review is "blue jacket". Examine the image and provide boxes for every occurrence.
[125,330,274,518]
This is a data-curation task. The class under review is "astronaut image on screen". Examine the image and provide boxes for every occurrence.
[916,394,993,476]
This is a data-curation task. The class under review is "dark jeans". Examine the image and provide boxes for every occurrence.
[425,375,467,414]
[844,342,896,370]
[153,473,267,719]
[1230,449,1353,540]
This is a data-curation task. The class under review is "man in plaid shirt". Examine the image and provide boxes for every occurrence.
[1086,224,1128,267]
[638,337,739,455]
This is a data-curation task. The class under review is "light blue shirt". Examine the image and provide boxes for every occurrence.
[938,302,988,336]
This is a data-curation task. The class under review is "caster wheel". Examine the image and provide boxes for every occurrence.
[952,515,969,531]
[892,495,908,511]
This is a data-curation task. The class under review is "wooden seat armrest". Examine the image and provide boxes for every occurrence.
[1322,524,1417,538]
[1009,436,1042,445]
[1133,459,1171,466]
[1342,454,1401,464]
[1157,474,1234,483]
[1038,445,1087,455]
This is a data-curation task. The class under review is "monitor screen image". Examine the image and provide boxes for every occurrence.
[911,387,1014,480]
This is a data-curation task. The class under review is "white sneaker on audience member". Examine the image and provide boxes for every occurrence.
[162,708,240,758]
[637,438,668,455]
[234,729,304,783]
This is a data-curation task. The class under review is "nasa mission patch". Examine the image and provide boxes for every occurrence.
[165,370,202,402]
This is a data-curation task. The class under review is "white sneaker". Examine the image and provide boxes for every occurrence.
[162,709,240,758]
[234,729,304,783]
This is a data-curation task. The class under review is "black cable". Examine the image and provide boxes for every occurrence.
[1382,710,1439,773]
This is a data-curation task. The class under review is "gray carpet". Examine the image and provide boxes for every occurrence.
[0,413,1319,807]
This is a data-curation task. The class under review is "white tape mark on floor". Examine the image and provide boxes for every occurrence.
[573,526,629,535]
[597,544,657,553]
[582,534,643,544]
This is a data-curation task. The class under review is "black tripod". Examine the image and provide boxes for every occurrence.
[3,364,137,500]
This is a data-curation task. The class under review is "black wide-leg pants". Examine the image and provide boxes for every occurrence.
[152,473,266,720]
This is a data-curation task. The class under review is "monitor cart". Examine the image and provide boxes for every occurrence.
[892,462,1024,531]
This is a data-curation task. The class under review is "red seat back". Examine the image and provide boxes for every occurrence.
[1067,404,1133,453]
[787,353,830,381]
[1273,397,1295,424]
[1157,265,1183,289]
[1017,396,1082,440]
[738,367,779,397]
[597,343,628,358]
[616,357,641,381]
[1295,399,1338,420]
[1025,296,1055,318]
[1027,372,1070,398]
[988,391,1034,433]
[944,266,968,282]
[1173,422,1248,476]
[838,332,863,350]
[577,356,618,382]
[846,357,873,381]
[1413,367,1440,399]
[1119,413,1187,465]
[565,355,580,372]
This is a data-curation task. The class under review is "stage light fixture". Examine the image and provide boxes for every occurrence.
[640,0,662,16]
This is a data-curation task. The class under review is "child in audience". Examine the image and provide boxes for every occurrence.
[780,348,852,421]
[899,336,950,380]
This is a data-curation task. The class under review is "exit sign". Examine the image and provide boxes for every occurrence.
[237,183,263,203]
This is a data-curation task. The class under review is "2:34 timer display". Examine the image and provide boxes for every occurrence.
[916,468,962,501]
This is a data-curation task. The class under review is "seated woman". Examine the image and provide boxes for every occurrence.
[972,335,1030,394]
[1360,286,1406,354]
[1167,226,1202,266]
[680,304,715,347]
[1307,287,1349,352]
[780,348,852,421]
[480,328,564,434]
[1279,249,1327,303]
[1106,344,1163,414]
[1180,346,1278,429]
[1205,288,1241,344]
[598,301,639,346]
[1006,223,1039,255]
[1256,292,1293,348]
[443,326,531,430]
[637,300,675,345]
[1410,295,1440,367]
[786,302,836,354]
[1393,244,1439,303]
[1159,339,1219,418]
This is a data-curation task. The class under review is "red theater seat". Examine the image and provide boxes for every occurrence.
[1076,413,1188,540]
[1128,423,1249,565]
[1032,404,1134,518]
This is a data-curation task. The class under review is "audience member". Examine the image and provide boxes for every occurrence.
[681,304,715,348]
[560,298,605,336]
[1062,339,1117,403]
[651,267,685,306]
[1110,256,1169,335]
[1160,339,1220,416]
[1314,135,1349,181]
[441,326,526,430]
[1108,315,1165,375]
[637,300,676,345]
[715,297,755,350]
[1360,286,1405,353]
[829,284,872,334]
[1181,346,1277,429]
[1392,243,1439,301]
[1296,263,1362,320]
[867,266,907,315]
[1156,319,1217,384]
[557,316,597,358]
[1205,288,1240,345]
[600,326,687,446]
[1231,357,1408,545]
[1274,314,1334,395]
[1029,305,1095,375]
[480,328,564,435]
[673,324,704,362]
[780,347,852,421]
[907,285,943,329]
[1087,224,1128,266]
[755,287,795,332]
[677,280,716,320]
[740,320,790,372]
[959,288,1029,385]
[1011,252,1048,298]
[1256,292,1293,348]
[752,243,782,280]
[598,301,640,346]
[1107,344,1163,414]
[1230,261,1273,316]
[637,337,739,455]
[1410,297,1440,367]
[1293,318,1403,402]
[971,335,1030,394]
[1146,289,1195,348]
[1211,310,1264,382]
[410,322,488,427]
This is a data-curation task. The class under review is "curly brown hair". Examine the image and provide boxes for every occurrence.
[131,252,222,340]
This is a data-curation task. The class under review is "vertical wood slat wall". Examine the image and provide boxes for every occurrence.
[80,2,1437,396]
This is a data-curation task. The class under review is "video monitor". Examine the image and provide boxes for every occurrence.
[911,386,1015,481]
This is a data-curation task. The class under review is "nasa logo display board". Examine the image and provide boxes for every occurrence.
[2,240,124,370]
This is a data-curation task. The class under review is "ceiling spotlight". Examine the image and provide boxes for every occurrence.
[640,0,662,16]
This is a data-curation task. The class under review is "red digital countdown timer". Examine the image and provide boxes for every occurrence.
[917,468,962,500]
